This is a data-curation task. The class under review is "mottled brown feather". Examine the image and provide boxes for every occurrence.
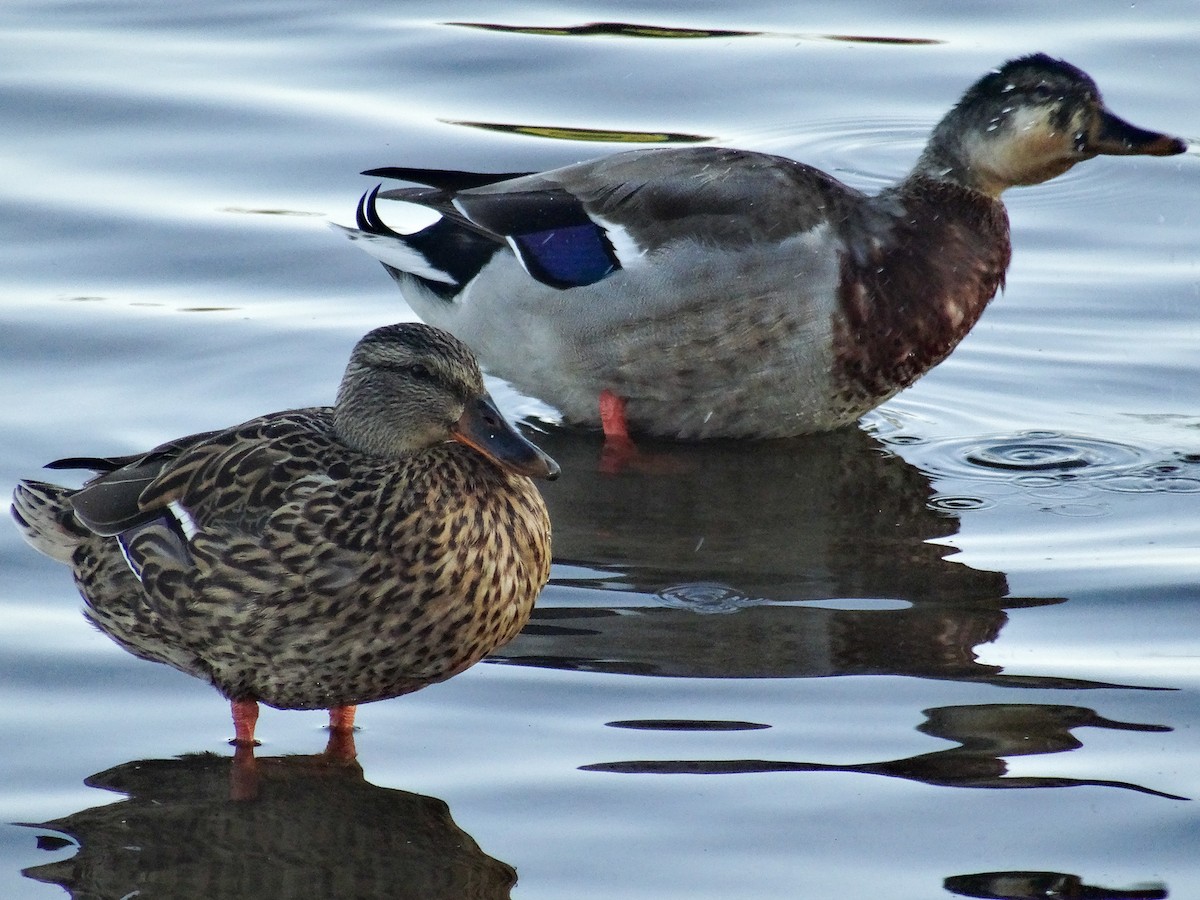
[12,324,554,716]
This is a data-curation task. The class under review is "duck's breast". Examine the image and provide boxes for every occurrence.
[831,180,1011,417]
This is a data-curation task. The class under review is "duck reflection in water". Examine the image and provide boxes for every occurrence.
[945,869,1167,900]
[495,426,1064,687]
[21,750,516,900]
[583,703,1185,801]
[499,428,1181,801]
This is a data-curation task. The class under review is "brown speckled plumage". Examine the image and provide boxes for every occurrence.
[12,323,557,738]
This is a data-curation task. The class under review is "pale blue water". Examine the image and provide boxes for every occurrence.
[2,2,1198,898]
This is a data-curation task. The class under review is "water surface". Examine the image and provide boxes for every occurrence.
[2,2,1198,898]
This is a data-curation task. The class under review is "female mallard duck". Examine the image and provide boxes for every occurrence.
[339,54,1186,441]
[12,323,559,747]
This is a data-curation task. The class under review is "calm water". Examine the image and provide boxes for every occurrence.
[2,2,1198,898]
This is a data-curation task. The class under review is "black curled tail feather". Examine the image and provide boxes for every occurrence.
[355,187,503,301]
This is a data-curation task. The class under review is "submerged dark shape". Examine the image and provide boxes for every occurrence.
[11,323,556,747]
[339,54,1186,441]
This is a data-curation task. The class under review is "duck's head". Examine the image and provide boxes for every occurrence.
[334,322,559,479]
[915,53,1187,197]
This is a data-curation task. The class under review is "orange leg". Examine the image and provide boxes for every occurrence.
[599,389,631,441]
[231,698,260,746]
[599,390,640,474]
[597,389,688,476]
[325,705,358,762]
[329,704,357,733]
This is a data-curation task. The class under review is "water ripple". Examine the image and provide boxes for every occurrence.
[727,118,927,188]
[655,582,764,614]
[928,494,996,513]
[894,431,1200,513]
[927,432,1149,480]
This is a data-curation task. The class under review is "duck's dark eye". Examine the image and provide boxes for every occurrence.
[1029,84,1057,103]
[378,360,435,380]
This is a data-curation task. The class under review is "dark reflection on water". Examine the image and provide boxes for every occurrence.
[448,20,943,45]
[449,21,764,39]
[945,870,1168,900]
[501,601,1154,688]
[524,431,1182,800]
[498,428,1177,689]
[607,719,771,732]
[583,703,1185,800]
[534,426,1001,601]
[444,120,711,144]
[497,427,1095,687]
[20,751,516,900]
[822,33,943,45]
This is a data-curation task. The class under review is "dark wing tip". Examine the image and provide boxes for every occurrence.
[46,455,130,473]
[362,166,533,191]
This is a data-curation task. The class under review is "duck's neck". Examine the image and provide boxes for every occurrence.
[914,148,1013,200]
[829,177,1012,416]
[332,393,436,459]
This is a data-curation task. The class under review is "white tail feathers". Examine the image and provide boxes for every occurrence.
[330,223,457,285]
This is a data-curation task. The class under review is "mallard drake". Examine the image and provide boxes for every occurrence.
[12,323,559,748]
[338,54,1186,441]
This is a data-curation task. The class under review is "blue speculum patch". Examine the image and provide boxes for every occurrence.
[512,223,618,288]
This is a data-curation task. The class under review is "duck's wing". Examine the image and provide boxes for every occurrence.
[352,146,866,293]
[51,429,224,536]
[54,413,336,576]
[128,411,339,534]
[460,146,850,253]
